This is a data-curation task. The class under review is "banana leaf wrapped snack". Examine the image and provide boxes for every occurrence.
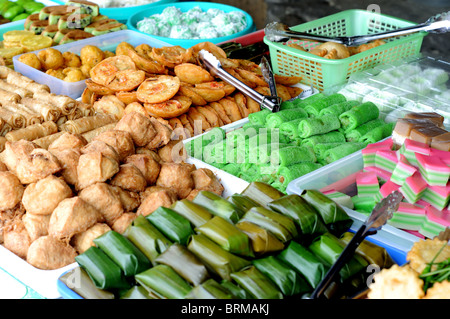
[170,199,213,228]
[123,215,172,265]
[192,190,244,223]
[155,243,210,286]
[187,234,251,281]
[59,267,115,299]
[146,207,194,246]
[253,255,310,296]
[230,266,284,299]
[241,182,284,208]
[235,221,285,256]
[277,240,328,289]
[120,285,153,299]
[186,278,236,299]
[267,194,329,241]
[196,216,254,258]
[301,189,353,236]
[227,193,261,213]
[135,264,192,299]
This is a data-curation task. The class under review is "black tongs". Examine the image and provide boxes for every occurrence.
[198,50,281,112]
[309,190,404,299]
[265,11,450,47]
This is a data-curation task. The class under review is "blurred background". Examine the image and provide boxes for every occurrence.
[201,0,450,58]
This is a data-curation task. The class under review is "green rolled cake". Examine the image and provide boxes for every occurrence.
[339,102,380,131]
[298,114,341,138]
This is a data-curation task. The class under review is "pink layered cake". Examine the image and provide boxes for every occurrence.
[375,150,398,173]
[419,205,450,238]
[390,154,417,186]
[399,139,430,167]
[322,189,354,209]
[400,172,427,203]
[362,138,394,168]
[388,202,426,231]
[356,171,381,201]
[430,148,450,166]
[364,166,392,182]
[379,180,401,198]
[415,153,450,186]
[421,183,450,210]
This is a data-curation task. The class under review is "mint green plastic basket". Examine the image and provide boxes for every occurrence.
[264,10,426,91]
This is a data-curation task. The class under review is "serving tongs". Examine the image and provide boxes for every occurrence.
[309,190,404,299]
[265,11,450,47]
[198,50,281,112]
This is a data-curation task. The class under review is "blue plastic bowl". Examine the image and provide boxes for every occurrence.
[51,0,178,22]
[127,1,256,48]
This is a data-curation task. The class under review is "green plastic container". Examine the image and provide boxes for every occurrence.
[264,9,426,91]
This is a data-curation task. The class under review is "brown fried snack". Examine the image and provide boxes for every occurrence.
[156,162,196,199]
[0,171,24,211]
[145,117,172,150]
[71,223,111,254]
[93,129,135,162]
[114,111,156,147]
[110,163,147,192]
[80,139,120,163]
[191,168,224,196]
[137,186,178,217]
[22,213,51,242]
[111,212,137,234]
[76,151,119,190]
[27,235,77,270]
[125,154,161,185]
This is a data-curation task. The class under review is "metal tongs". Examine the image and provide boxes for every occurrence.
[198,50,281,112]
[309,190,404,299]
[265,11,450,47]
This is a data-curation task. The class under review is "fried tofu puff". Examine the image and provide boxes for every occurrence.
[156,162,196,199]
[191,168,224,196]
[114,111,156,147]
[78,182,124,226]
[76,151,119,190]
[3,219,31,259]
[110,163,147,192]
[71,223,111,254]
[0,171,24,211]
[136,186,178,217]
[93,129,135,162]
[47,132,88,153]
[145,117,172,150]
[50,148,81,187]
[22,213,51,242]
[80,139,120,163]
[27,235,77,270]
[48,197,102,240]
[111,212,136,234]
[21,175,72,216]
[125,154,161,185]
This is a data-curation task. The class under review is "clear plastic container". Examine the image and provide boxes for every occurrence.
[12,29,172,99]
[329,56,450,128]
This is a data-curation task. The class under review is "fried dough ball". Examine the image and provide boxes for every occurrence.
[0,171,24,211]
[156,162,196,199]
[46,68,65,80]
[80,45,105,68]
[38,48,65,71]
[18,53,42,70]
[62,51,81,68]
[63,67,85,82]
[367,264,424,299]
[80,63,92,79]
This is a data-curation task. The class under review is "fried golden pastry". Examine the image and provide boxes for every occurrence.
[93,129,135,162]
[0,140,36,173]
[191,85,225,103]
[62,51,82,68]
[0,171,24,211]
[156,162,195,199]
[111,186,140,212]
[48,132,88,153]
[62,67,85,82]
[15,148,62,185]
[136,186,178,217]
[145,117,172,150]
[26,235,77,270]
[179,84,207,106]
[276,84,292,102]
[22,213,51,242]
[423,280,450,299]
[114,112,156,147]
[115,90,139,105]
[209,101,232,125]
[110,163,147,192]
[51,148,81,186]
[79,182,124,226]
[123,101,148,118]
[76,151,119,190]
[144,94,192,119]
[80,139,120,163]
[367,264,424,299]
[407,238,450,274]
[3,219,31,259]
[48,196,102,240]
[38,48,64,71]
[150,45,192,68]
[157,140,186,163]
[18,53,42,70]
[136,75,180,104]
[93,95,126,120]
[191,168,224,196]
[111,212,136,234]
[71,223,111,254]
[125,154,161,185]
[80,45,105,68]
[218,97,242,123]
[174,63,214,85]
[233,92,250,118]
[22,175,72,216]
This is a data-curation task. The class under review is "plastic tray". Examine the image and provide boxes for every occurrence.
[0,157,248,299]
[264,9,426,91]
[12,29,171,99]
[329,55,450,128]
[126,1,256,49]
[51,0,178,23]
[55,206,419,299]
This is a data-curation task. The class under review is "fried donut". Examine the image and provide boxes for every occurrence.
[38,48,64,71]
